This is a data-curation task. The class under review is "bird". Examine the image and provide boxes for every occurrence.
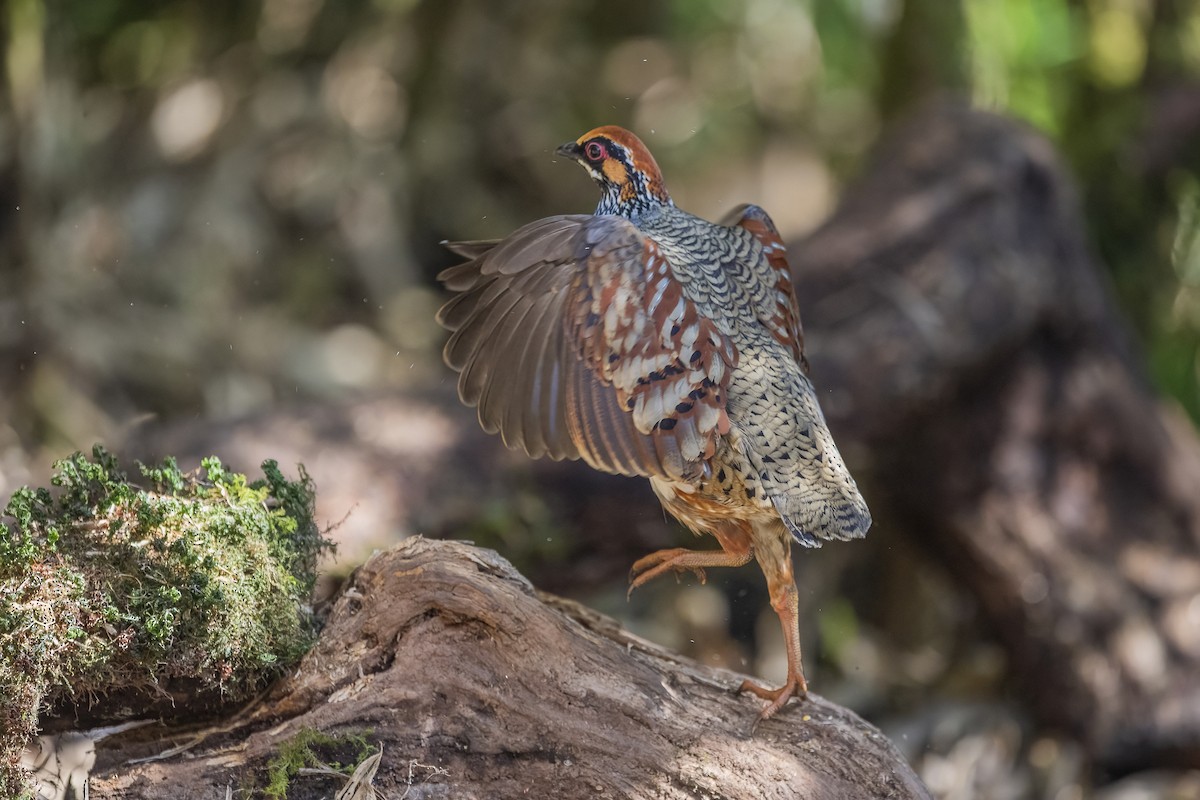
[436,126,870,719]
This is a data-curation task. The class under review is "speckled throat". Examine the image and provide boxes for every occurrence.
[594,167,673,219]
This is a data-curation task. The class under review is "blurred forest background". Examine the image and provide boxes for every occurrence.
[3,0,1200,798]
[4,0,1200,472]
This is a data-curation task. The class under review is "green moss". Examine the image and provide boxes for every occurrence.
[263,728,377,799]
[0,445,332,795]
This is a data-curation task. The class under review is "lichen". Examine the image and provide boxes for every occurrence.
[0,445,332,795]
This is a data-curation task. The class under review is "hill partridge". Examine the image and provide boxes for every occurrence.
[436,126,871,719]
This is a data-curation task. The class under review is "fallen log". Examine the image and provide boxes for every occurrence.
[86,538,931,799]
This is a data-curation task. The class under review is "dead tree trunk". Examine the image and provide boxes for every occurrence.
[792,101,1200,768]
[87,538,931,799]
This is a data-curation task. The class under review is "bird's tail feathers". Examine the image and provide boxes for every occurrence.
[773,491,871,549]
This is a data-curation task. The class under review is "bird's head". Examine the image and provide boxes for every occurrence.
[556,126,672,218]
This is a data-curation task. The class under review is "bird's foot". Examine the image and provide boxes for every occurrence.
[627,548,707,599]
[737,673,808,720]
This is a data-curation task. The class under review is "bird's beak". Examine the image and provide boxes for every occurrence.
[555,141,583,160]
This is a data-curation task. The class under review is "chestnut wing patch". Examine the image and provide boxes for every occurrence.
[438,214,738,480]
[722,204,808,371]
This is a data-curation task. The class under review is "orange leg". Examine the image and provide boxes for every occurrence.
[627,521,753,597]
[628,547,753,596]
[738,529,808,719]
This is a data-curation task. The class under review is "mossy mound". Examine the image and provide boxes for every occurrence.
[0,446,331,795]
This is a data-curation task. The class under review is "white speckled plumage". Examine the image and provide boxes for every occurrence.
[437,126,870,718]
[631,203,870,547]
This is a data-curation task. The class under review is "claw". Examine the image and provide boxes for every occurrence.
[737,674,808,720]
[626,548,709,599]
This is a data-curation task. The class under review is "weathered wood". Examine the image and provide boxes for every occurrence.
[87,538,931,799]
[791,102,1200,768]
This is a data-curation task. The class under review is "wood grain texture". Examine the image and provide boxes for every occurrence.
[87,539,931,799]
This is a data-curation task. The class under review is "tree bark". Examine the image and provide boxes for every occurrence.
[86,538,931,800]
[790,101,1200,769]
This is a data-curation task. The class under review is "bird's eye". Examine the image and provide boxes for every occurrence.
[585,141,606,162]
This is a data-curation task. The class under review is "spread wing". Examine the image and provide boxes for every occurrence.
[721,204,808,372]
[437,214,739,480]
